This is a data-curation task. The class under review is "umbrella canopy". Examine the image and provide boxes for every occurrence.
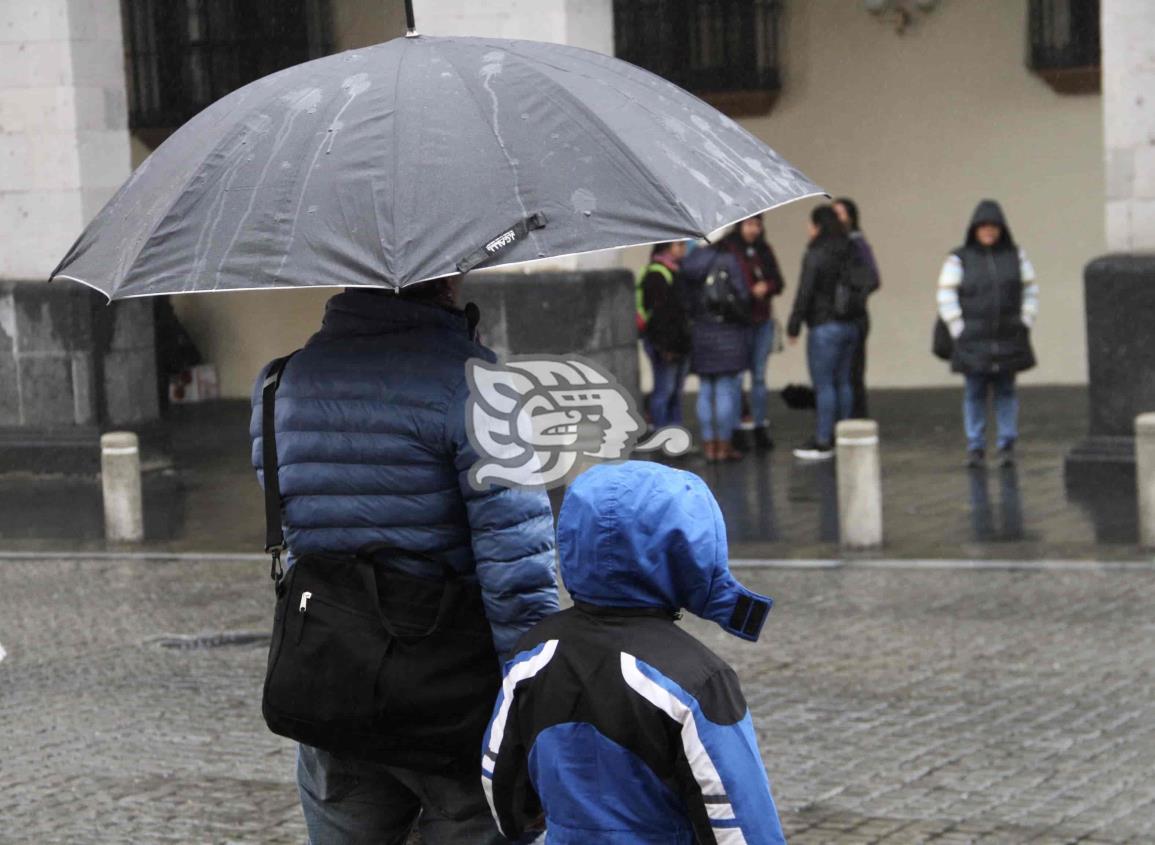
[51,35,823,299]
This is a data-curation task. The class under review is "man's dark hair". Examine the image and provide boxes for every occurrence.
[348,276,459,308]
[400,278,449,301]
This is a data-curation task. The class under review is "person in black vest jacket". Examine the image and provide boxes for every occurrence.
[786,205,862,461]
[250,279,559,845]
[936,200,1039,468]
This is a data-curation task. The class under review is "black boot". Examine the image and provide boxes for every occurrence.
[754,426,774,451]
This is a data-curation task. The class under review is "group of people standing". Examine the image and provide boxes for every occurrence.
[638,196,1040,467]
[636,197,879,462]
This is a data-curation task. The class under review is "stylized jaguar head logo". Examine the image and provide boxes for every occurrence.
[465,356,689,490]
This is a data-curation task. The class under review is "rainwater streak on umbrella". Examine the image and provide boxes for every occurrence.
[51,36,824,299]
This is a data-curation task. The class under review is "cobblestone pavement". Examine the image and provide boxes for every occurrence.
[2,556,1153,843]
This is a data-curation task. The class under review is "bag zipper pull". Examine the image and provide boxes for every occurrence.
[299,591,312,612]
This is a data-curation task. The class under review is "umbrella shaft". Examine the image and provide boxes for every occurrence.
[404,0,416,34]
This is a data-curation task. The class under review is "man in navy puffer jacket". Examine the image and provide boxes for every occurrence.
[250,279,559,844]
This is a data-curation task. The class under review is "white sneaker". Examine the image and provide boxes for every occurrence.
[792,440,834,460]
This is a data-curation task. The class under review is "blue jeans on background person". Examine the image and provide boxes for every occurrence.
[297,745,507,845]
[807,321,860,445]
[748,320,776,427]
[696,373,742,441]
[644,339,689,428]
[963,371,1018,452]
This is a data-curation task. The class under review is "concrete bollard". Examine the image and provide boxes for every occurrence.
[836,419,883,550]
[1137,413,1155,550]
[101,431,144,542]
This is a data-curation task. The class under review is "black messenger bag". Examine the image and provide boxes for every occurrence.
[258,355,500,773]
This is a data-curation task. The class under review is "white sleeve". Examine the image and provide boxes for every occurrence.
[936,255,964,338]
[1019,248,1039,328]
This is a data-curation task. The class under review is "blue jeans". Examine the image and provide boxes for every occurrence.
[963,371,1018,451]
[748,320,776,426]
[807,321,860,445]
[697,373,742,441]
[644,339,689,428]
[297,745,505,845]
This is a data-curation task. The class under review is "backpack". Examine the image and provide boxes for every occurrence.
[832,245,874,321]
[700,255,751,325]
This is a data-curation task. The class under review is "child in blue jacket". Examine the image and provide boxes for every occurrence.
[482,460,787,844]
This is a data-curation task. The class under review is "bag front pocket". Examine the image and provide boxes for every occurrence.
[267,585,389,722]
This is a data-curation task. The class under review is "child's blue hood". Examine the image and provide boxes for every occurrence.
[557,461,772,641]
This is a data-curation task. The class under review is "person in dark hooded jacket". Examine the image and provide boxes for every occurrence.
[936,200,1039,468]
[250,280,559,845]
[482,461,786,845]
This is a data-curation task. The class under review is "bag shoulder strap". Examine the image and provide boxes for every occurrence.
[262,352,299,580]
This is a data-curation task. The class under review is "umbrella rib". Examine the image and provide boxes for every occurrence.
[388,41,405,288]
[431,42,549,270]
[103,83,276,297]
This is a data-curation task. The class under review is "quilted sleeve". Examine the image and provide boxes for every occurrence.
[447,375,560,657]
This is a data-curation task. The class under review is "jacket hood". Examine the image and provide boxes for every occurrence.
[312,289,474,342]
[965,199,1015,250]
[557,461,772,642]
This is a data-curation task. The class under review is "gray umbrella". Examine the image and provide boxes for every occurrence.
[51,35,823,299]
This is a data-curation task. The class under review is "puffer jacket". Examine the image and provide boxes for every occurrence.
[680,246,752,376]
[939,200,1037,375]
[483,461,785,845]
[249,290,559,656]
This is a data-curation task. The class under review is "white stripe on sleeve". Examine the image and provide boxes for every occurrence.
[481,640,559,834]
[621,653,746,842]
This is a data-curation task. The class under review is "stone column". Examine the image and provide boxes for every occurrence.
[412,0,612,53]
[0,1,158,472]
[1065,0,1155,522]
[1103,0,1155,251]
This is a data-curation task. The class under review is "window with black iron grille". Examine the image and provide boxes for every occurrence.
[613,0,782,115]
[1027,0,1100,94]
[122,0,331,134]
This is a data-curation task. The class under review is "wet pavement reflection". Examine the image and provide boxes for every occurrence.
[0,386,1146,559]
[966,466,1024,542]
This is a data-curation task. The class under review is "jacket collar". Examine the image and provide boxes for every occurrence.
[573,600,681,621]
[312,289,472,341]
